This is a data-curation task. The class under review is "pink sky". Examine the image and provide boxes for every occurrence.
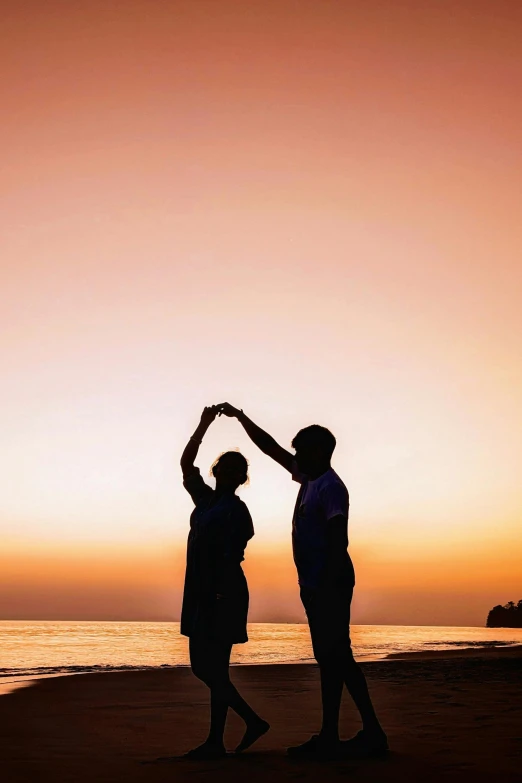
[1,0,521,624]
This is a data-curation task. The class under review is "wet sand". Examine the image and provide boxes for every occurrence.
[1,647,521,783]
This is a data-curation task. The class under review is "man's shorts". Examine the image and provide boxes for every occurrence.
[300,584,354,664]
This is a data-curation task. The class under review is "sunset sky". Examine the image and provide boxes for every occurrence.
[2,0,521,626]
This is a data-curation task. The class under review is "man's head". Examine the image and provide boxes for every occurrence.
[291,425,336,476]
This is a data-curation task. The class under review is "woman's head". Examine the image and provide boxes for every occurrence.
[210,450,249,491]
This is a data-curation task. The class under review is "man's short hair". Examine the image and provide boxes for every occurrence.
[291,425,337,458]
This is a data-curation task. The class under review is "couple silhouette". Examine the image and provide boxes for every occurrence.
[180,403,387,761]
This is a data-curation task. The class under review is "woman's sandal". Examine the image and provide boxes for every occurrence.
[184,742,228,760]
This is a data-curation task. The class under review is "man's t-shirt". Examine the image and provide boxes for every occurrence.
[291,462,353,589]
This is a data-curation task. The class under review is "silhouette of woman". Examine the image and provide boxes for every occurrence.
[180,406,269,759]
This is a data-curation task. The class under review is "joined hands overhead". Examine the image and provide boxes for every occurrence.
[200,405,219,426]
[217,402,242,419]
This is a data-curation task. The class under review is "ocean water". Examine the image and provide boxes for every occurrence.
[1,621,521,692]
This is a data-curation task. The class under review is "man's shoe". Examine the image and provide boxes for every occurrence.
[341,729,389,758]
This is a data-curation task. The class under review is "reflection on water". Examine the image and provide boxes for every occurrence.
[1,621,521,682]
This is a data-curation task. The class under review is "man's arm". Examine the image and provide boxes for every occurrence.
[318,481,350,590]
[322,515,350,589]
[217,403,294,472]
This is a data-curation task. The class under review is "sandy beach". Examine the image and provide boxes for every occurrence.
[1,647,521,783]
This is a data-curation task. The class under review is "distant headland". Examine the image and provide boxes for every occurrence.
[486,600,522,628]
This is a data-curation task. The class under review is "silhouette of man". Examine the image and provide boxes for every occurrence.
[217,403,387,758]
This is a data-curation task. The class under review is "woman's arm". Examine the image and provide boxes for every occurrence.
[180,406,218,478]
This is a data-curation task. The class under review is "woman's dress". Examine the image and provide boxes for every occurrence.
[181,468,254,644]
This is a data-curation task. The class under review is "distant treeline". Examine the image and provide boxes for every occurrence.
[486,600,522,628]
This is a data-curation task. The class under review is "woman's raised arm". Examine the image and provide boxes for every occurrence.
[180,406,218,477]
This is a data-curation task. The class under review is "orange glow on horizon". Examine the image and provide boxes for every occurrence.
[1,533,521,626]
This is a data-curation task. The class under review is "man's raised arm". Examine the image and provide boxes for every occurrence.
[217,403,293,472]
